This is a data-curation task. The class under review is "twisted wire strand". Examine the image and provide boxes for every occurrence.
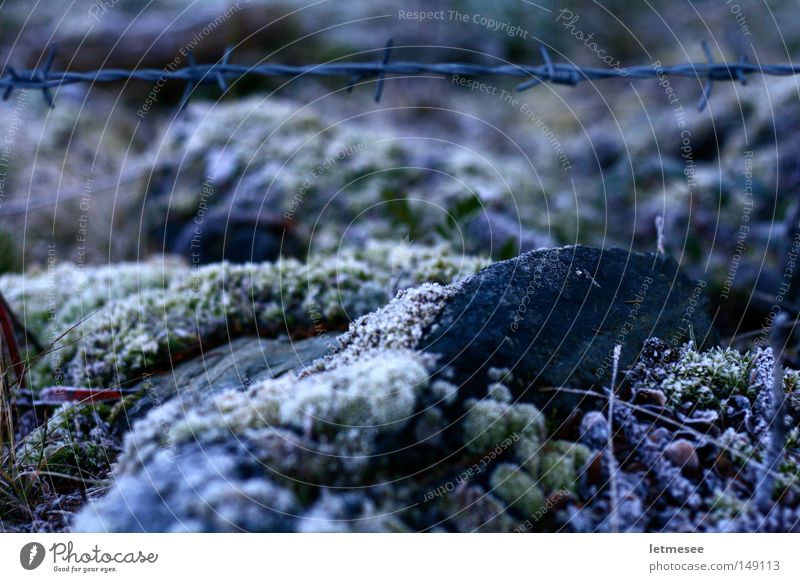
[1,42,797,111]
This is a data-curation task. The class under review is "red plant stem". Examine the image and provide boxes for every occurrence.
[38,386,124,404]
[0,291,25,388]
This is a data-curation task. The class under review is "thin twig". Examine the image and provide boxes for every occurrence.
[755,314,790,514]
[654,215,666,257]
[607,344,622,533]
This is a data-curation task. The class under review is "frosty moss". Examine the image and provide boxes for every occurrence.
[629,341,800,409]
[658,346,753,407]
[526,440,591,495]
[150,96,536,255]
[16,402,117,483]
[0,261,177,342]
[72,321,800,532]
[2,243,487,390]
[324,281,458,370]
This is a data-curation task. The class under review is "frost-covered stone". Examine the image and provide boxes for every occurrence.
[420,245,715,408]
[321,282,458,371]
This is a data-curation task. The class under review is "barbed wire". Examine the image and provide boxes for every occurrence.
[1,40,798,112]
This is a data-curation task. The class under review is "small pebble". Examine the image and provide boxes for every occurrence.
[634,388,667,407]
[579,411,609,450]
[663,439,700,475]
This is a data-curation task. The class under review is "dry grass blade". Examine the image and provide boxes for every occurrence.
[0,306,104,523]
[0,335,14,465]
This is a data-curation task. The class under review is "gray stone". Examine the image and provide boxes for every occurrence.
[419,245,714,409]
[170,209,305,264]
[119,335,336,428]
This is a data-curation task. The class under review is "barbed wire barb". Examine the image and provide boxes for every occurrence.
[517,45,582,92]
[697,40,753,111]
[214,46,234,92]
[374,38,394,103]
[2,67,20,101]
[177,49,198,112]
[39,45,58,108]
[516,46,549,91]
[697,40,717,111]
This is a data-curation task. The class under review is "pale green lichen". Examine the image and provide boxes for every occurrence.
[430,379,460,407]
[278,350,430,433]
[462,397,545,454]
[116,348,432,473]
[523,440,591,495]
[0,261,177,341]
[486,382,513,403]
[490,463,546,519]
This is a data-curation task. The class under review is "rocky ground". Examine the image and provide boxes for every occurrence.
[0,244,798,532]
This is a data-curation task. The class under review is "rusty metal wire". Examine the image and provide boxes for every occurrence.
[1,41,797,112]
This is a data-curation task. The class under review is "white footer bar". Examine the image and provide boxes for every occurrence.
[1,533,797,581]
